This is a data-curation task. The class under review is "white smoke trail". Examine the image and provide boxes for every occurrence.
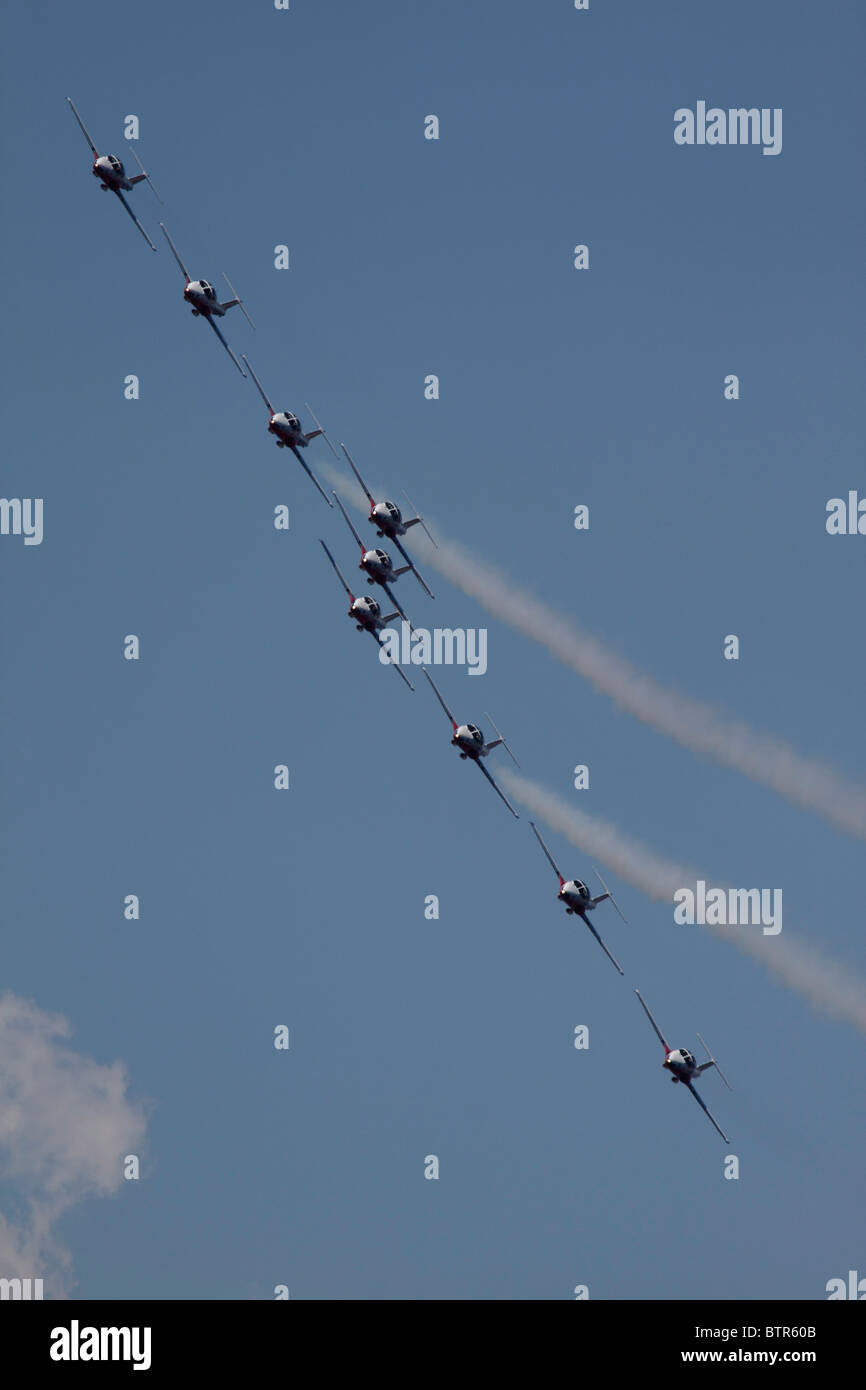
[322,464,866,842]
[499,768,866,1036]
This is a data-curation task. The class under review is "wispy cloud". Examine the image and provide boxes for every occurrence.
[0,993,147,1297]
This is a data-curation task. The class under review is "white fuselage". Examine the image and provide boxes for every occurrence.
[184,281,223,316]
[452,724,484,758]
[370,500,405,537]
[664,1048,697,1081]
[361,548,394,582]
[269,413,306,447]
[559,880,590,914]
[93,154,133,191]
[351,595,381,629]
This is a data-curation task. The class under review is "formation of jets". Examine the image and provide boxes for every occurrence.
[341,445,436,598]
[332,491,415,622]
[319,539,415,692]
[67,97,733,1149]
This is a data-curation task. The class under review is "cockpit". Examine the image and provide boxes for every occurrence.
[383,501,399,518]
[284,413,299,428]
[373,550,389,565]
[574,880,587,896]
[466,724,482,739]
[199,281,214,297]
[106,155,122,170]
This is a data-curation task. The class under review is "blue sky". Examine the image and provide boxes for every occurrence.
[2,0,864,1299]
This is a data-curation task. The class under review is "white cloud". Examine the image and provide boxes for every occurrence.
[0,992,147,1297]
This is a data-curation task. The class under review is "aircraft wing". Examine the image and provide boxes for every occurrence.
[67,98,98,155]
[332,490,366,550]
[379,579,409,623]
[242,356,275,414]
[319,540,355,603]
[529,821,565,883]
[340,443,375,503]
[684,1082,730,1144]
[475,757,519,818]
[580,914,625,976]
[204,314,246,377]
[370,631,414,691]
[421,669,457,728]
[391,535,435,598]
[289,446,333,508]
[160,222,191,281]
[634,989,670,1053]
[113,190,157,251]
